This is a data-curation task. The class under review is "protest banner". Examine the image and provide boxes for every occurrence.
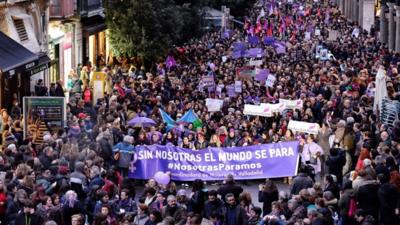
[279,99,303,110]
[201,76,215,88]
[288,120,320,135]
[261,102,286,113]
[243,104,276,117]
[128,141,300,181]
[206,98,224,112]
[265,74,276,87]
[23,97,66,138]
[235,81,242,93]
[243,104,266,116]
[249,59,263,67]
[255,69,269,81]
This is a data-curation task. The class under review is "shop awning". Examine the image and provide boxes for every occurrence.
[0,31,38,76]
[0,31,51,77]
[30,53,51,75]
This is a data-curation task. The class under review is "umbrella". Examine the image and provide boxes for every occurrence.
[128,117,156,127]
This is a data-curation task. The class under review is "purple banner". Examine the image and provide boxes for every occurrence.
[128,141,300,181]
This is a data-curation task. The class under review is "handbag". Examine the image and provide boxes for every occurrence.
[307,146,318,165]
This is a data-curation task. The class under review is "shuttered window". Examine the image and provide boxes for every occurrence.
[13,19,28,42]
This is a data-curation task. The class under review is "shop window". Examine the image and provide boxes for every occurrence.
[13,19,28,42]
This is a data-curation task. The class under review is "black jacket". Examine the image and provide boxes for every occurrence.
[217,183,243,202]
[15,212,43,225]
[291,173,313,195]
[203,199,224,219]
[378,183,400,225]
[356,182,379,220]
[258,190,278,216]
[221,204,248,225]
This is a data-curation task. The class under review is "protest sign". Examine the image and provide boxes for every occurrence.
[288,120,320,135]
[23,97,66,138]
[315,45,323,58]
[206,98,224,112]
[243,104,275,117]
[244,104,266,117]
[255,69,269,81]
[320,49,328,61]
[249,59,263,67]
[305,32,311,40]
[265,74,276,87]
[235,81,242,93]
[201,76,215,88]
[261,102,286,113]
[129,141,300,181]
[279,99,303,110]
[227,85,236,97]
[328,30,339,41]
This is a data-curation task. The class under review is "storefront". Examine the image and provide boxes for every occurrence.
[0,31,51,110]
[81,15,109,68]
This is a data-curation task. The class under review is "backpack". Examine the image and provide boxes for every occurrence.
[347,197,357,218]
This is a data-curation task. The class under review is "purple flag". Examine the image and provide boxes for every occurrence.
[264,36,275,45]
[255,69,269,81]
[165,56,176,69]
[128,141,300,181]
[246,48,264,58]
[248,35,260,45]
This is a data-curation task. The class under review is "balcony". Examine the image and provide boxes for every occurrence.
[49,0,75,19]
[79,0,103,17]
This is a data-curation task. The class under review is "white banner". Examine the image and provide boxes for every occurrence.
[261,102,286,113]
[206,98,224,112]
[249,59,263,67]
[243,104,271,117]
[288,120,320,135]
[235,81,242,93]
[279,99,303,110]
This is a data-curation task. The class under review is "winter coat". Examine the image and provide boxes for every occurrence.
[113,141,135,168]
[258,190,279,216]
[290,173,313,195]
[217,183,243,202]
[338,189,354,216]
[161,205,187,225]
[378,183,400,225]
[325,150,345,182]
[203,199,224,219]
[15,212,43,225]
[188,190,207,214]
[134,213,149,225]
[356,182,379,220]
[220,204,248,225]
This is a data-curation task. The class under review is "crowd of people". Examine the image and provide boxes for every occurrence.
[2,0,400,224]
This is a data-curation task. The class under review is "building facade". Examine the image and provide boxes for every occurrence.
[377,0,400,52]
[48,0,109,88]
[0,0,51,109]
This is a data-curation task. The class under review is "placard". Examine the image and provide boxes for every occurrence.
[265,74,276,87]
[249,59,263,67]
[201,76,215,88]
[288,120,320,134]
[206,98,224,112]
[235,81,242,93]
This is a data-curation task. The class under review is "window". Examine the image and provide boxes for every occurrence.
[13,18,28,42]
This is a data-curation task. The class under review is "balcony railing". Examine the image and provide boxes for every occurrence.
[49,0,75,19]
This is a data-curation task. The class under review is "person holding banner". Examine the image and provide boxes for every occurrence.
[301,135,324,182]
